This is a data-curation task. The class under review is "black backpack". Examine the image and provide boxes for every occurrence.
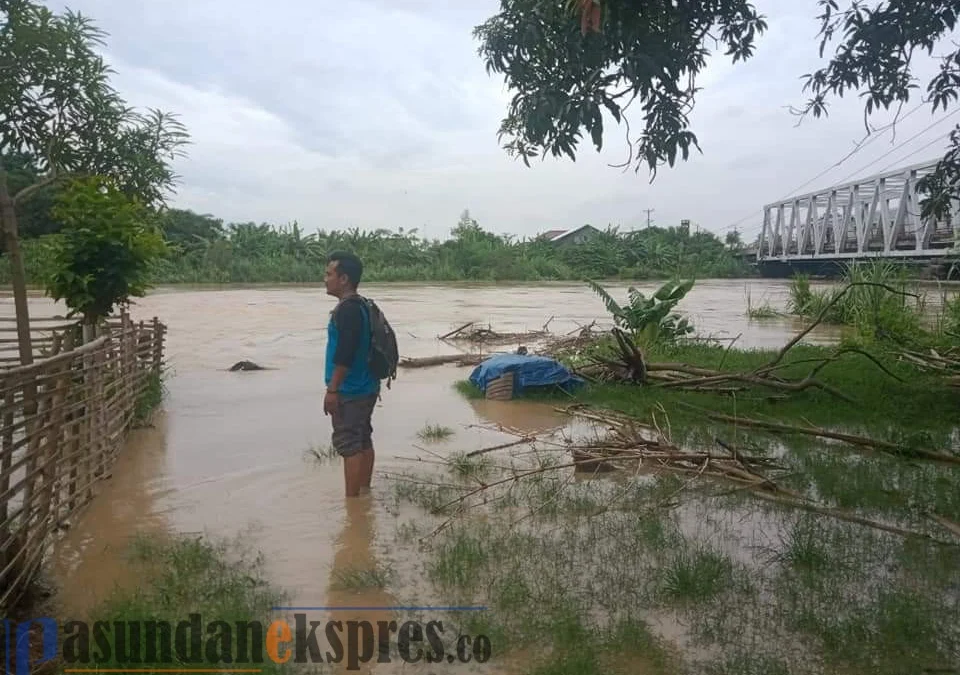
[351,295,399,388]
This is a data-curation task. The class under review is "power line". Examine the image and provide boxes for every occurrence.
[727,106,960,239]
[826,107,960,187]
[874,134,951,175]
[718,101,928,235]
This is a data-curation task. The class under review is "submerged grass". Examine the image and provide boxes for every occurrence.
[78,531,322,674]
[329,563,393,591]
[133,369,166,426]
[390,447,960,673]
[417,423,455,442]
[411,332,960,673]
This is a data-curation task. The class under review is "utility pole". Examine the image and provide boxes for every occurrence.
[643,208,654,228]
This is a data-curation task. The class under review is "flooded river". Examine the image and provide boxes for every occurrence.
[0,278,932,668]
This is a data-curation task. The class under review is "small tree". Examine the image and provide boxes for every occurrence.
[1,0,188,363]
[45,177,167,335]
[725,230,743,251]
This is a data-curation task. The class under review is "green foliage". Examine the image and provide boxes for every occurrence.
[0,154,61,250]
[588,278,694,344]
[473,0,767,176]
[0,1,189,207]
[786,261,926,346]
[44,177,167,324]
[135,210,751,284]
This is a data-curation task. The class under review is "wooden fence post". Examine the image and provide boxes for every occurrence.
[152,317,162,375]
[0,380,15,585]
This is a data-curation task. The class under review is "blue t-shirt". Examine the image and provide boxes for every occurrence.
[325,298,379,398]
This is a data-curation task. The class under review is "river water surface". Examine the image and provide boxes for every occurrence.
[0,278,880,669]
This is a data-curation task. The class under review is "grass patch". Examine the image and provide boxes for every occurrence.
[386,392,960,675]
[445,451,493,481]
[661,546,735,603]
[454,379,483,399]
[306,443,338,464]
[133,369,165,426]
[77,531,315,674]
[454,338,960,437]
[417,423,455,442]
[745,289,781,319]
[329,563,393,591]
[786,261,932,346]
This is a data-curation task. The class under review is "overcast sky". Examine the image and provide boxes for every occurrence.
[41,0,960,242]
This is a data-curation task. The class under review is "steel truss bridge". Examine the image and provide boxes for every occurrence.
[757,161,959,270]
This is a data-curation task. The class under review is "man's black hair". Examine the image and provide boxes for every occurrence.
[327,251,363,287]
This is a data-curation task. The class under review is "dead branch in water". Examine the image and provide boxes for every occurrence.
[465,436,536,458]
[926,512,960,539]
[685,405,960,466]
[438,322,475,340]
[749,491,957,547]
[445,323,551,345]
[400,354,484,369]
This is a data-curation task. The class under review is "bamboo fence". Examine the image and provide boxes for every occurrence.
[0,310,167,611]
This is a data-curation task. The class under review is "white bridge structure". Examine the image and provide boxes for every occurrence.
[757,160,959,263]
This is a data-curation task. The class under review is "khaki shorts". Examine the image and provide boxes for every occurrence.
[331,394,377,457]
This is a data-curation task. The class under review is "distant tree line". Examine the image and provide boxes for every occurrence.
[1,206,754,285]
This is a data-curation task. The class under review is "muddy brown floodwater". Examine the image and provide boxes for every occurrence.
[1,279,848,667]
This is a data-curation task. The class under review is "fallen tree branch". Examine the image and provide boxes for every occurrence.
[925,511,960,539]
[749,491,958,547]
[689,407,960,466]
[438,321,475,340]
[465,437,536,458]
[400,354,483,368]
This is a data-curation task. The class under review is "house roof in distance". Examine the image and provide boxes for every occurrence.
[539,229,568,241]
[538,224,599,242]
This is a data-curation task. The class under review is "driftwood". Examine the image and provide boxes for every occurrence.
[399,354,483,369]
[444,324,551,345]
[438,322,475,340]
[688,407,960,466]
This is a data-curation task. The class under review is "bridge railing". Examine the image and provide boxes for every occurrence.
[0,310,166,611]
[758,160,960,261]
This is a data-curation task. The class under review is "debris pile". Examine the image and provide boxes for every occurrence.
[427,403,960,546]
[440,320,551,346]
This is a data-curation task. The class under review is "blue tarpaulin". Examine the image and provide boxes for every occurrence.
[468,354,584,395]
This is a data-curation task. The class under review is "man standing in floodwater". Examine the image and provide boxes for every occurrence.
[323,251,379,497]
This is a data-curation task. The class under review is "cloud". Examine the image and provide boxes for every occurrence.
[40,0,960,241]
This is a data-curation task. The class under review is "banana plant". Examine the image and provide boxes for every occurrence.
[588,278,695,344]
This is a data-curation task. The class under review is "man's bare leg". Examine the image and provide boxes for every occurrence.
[343,453,367,497]
[360,446,375,491]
